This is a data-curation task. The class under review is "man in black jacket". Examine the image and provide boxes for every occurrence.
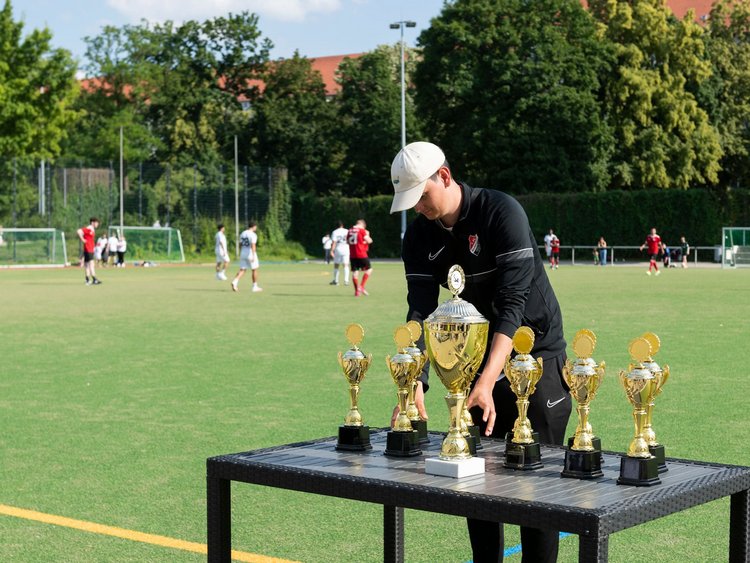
[390,141,571,563]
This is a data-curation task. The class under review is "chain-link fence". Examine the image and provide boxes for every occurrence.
[0,159,281,258]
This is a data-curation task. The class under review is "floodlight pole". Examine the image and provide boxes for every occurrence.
[119,126,124,235]
[390,20,416,241]
[234,135,240,258]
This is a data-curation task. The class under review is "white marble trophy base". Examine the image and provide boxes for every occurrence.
[425,456,485,478]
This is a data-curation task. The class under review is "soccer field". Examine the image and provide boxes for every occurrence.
[1,262,748,562]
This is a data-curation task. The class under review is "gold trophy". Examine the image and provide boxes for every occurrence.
[561,329,605,479]
[335,323,373,451]
[404,320,429,444]
[617,337,661,486]
[641,332,670,473]
[384,326,422,457]
[423,265,488,478]
[504,326,544,470]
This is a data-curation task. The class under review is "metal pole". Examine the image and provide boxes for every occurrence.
[138,162,143,223]
[399,24,407,241]
[234,135,239,258]
[119,126,124,234]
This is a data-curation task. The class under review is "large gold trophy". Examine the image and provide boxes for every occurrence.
[384,326,422,457]
[336,323,373,451]
[423,265,488,478]
[641,332,670,473]
[403,320,429,444]
[617,337,661,486]
[561,329,605,479]
[504,326,544,470]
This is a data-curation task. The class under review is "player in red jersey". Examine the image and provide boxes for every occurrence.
[639,227,664,276]
[76,217,102,285]
[347,219,373,297]
[550,234,560,269]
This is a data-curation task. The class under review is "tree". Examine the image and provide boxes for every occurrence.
[252,52,341,193]
[589,0,722,189]
[0,0,78,161]
[699,0,750,188]
[336,46,422,196]
[414,0,614,193]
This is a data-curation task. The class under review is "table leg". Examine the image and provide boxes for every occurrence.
[384,505,404,563]
[579,533,608,562]
[207,476,231,563]
[730,489,749,563]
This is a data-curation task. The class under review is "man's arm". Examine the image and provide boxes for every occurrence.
[467,333,513,435]
[77,228,85,242]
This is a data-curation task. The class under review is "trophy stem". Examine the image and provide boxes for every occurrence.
[440,392,472,461]
[406,380,419,420]
[628,408,652,458]
[345,384,362,426]
[574,403,594,450]
[394,388,412,431]
[512,398,534,444]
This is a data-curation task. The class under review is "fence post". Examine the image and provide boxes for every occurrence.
[166,164,171,226]
[138,162,143,224]
[193,164,198,248]
[12,157,17,228]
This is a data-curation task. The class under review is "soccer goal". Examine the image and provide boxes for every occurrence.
[721,227,750,268]
[107,226,185,263]
[0,228,68,268]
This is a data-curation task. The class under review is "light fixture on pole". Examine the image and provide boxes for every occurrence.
[390,20,416,241]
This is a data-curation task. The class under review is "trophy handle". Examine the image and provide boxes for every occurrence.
[337,351,344,369]
[661,364,670,389]
[596,361,606,381]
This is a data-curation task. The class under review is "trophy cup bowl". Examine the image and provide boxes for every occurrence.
[423,265,488,478]
[384,326,422,457]
[504,326,544,470]
[561,329,605,479]
[641,332,670,473]
[404,320,429,444]
[336,324,373,451]
[617,337,661,486]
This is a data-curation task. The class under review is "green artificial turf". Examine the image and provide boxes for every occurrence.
[0,262,748,562]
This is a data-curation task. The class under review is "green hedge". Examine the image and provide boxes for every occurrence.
[291,188,750,257]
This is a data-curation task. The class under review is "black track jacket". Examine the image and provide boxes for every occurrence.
[402,182,566,391]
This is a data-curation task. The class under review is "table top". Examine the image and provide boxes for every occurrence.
[207,429,750,537]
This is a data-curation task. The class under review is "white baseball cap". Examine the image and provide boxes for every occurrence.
[390,141,445,213]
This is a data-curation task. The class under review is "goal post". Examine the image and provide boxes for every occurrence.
[721,227,750,268]
[0,228,68,268]
[107,226,185,263]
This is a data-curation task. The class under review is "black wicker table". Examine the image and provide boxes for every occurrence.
[207,429,750,562]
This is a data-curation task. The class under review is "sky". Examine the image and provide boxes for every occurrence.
[14,0,447,74]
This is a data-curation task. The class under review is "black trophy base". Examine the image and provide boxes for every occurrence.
[617,455,661,486]
[336,425,372,451]
[561,448,603,479]
[504,432,543,470]
[411,419,430,444]
[467,424,483,451]
[649,443,668,473]
[384,430,422,457]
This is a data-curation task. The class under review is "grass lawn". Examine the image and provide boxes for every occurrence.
[0,261,748,562]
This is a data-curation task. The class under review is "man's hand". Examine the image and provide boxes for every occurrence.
[466,380,496,436]
[390,381,428,427]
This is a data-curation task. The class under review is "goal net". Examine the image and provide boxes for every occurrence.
[107,226,185,263]
[0,228,68,268]
[721,227,750,268]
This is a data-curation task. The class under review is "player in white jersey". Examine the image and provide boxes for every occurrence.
[231,221,262,292]
[329,220,350,286]
[215,224,230,280]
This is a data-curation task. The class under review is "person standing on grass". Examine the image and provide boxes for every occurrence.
[322,233,332,264]
[597,236,608,266]
[550,233,560,269]
[231,221,263,293]
[116,235,127,267]
[94,234,108,268]
[215,224,230,281]
[107,231,119,267]
[640,227,663,276]
[329,221,350,286]
[77,217,102,285]
[389,141,570,563]
[348,219,373,296]
[680,236,690,268]
[543,228,555,268]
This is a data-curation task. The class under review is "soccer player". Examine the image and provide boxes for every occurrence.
[348,219,373,297]
[107,231,119,267]
[640,227,663,276]
[680,236,690,268]
[215,224,230,281]
[94,234,107,267]
[329,221,350,286]
[116,235,127,267]
[550,233,560,269]
[543,228,555,268]
[76,217,102,285]
[390,141,570,563]
[231,221,262,292]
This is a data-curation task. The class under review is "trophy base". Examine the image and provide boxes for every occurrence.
[384,430,422,457]
[410,419,430,444]
[336,425,372,451]
[568,435,601,452]
[617,456,661,486]
[504,432,543,470]
[467,424,483,451]
[425,456,485,478]
[649,443,668,473]
[561,448,603,479]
